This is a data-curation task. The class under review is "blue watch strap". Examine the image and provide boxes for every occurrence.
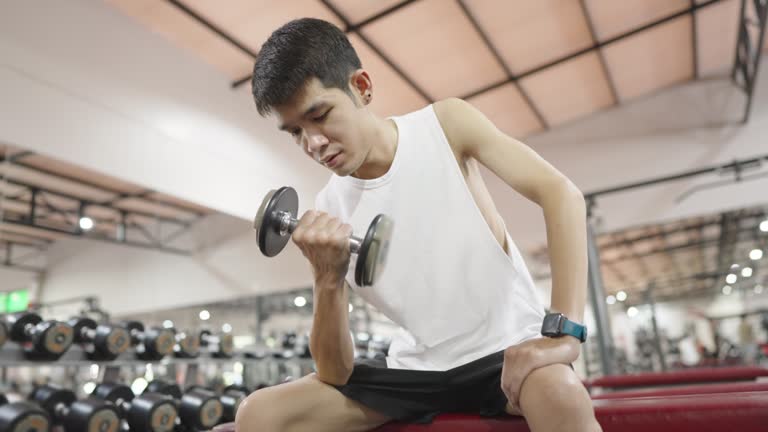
[562,319,586,342]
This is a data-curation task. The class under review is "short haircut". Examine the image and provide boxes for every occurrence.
[251,18,362,116]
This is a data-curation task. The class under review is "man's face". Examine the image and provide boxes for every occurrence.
[274,77,368,177]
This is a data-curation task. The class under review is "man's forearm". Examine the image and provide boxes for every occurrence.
[309,279,355,385]
[541,182,588,323]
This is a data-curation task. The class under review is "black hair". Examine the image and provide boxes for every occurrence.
[251,18,362,116]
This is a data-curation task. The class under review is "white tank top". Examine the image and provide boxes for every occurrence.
[315,105,544,371]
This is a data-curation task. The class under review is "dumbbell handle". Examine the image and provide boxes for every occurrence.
[276,211,362,253]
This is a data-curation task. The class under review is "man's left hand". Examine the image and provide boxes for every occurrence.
[501,336,581,409]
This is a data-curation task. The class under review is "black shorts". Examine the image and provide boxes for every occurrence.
[333,350,509,424]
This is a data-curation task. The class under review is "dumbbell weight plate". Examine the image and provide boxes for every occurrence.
[145,327,175,358]
[255,187,298,257]
[0,402,50,432]
[218,333,234,357]
[93,325,131,358]
[354,214,394,287]
[67,317,97,344]
[30,385,76,415]
[180,389,223,430]
[126,394,177,432]
[145,381,183,400]
[6,313,42,342]
[176,332,200,358]
[93,383,134,404]
[35,321,75,356]
[63,399,121,432]
[220,390,246,422]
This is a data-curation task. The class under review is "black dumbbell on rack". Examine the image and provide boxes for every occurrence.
[144,381,223,430]
[68,317,132,361]
[173,330,201,359]
[121,320,176,361]
[2,312,74,360]
[91,383,178,432]
[199,330,234,358]
[30,385,121,432]
[184,384,247,424]
[0,392,51,432]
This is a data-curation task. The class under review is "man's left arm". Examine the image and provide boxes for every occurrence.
[434,98,587,400]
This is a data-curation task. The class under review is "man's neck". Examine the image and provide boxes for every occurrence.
[352,117,398,180]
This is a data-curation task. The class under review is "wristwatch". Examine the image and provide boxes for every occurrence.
[541,313,587,343]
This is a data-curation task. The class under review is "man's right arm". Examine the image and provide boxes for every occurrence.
[291,209,355,386]
[310,278,355,385]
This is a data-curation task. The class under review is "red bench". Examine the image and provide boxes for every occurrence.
[593,380,768,399]
[585,366,768,389]
[375,391,768,432]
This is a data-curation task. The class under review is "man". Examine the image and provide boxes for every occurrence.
[235,18,601,432]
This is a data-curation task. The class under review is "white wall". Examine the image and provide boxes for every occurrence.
[36,214,313,317]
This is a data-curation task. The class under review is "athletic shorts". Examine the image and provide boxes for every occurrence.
[333,350,510,423]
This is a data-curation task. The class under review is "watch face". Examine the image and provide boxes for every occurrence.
[542,314,564,336]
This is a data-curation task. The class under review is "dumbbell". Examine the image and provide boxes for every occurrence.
[199,330,234,358]
[254,186,394,287]
[3,312,74,359]
[92,383,177,432]
[144,381,223,430]
[122,320,175,361]
[68,317,131,361]
[0,393,51,432]
[30,385,120,432]
[185,385,246,424]
[173,330,201,359]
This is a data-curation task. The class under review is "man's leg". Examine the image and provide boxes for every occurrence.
[506,364,601,432]
[235,374,391,432]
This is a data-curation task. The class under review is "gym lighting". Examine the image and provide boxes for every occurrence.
[349,304,354,312]
[760,220,768,232]
[294,296,307,307]
[90,364,99,379]
[750,249,764,260]
[131,378,148,395]
[222,323,232,333]
[722,285,733,295]
[162,320,174,329]
[742,267,753,278]
[756,285,764,294]
[78,216,94,231]
[627,307,639,318]
[606,295,616,305]
[199,310,210,321]
[82,382,96,395]
[616,291,627,302]
[726,273,738,284]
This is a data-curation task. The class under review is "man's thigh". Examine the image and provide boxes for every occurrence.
[236,374,391,432]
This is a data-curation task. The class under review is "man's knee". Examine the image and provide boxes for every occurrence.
[235,386,290,432]
[519,364,593,420]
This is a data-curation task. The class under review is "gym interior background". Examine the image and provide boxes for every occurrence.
[1,0,767,430]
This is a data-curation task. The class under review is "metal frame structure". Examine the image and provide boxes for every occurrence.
[581,153,768,376]
[732,0,768,122]
[1,150,207,272]
[163,0,734,133]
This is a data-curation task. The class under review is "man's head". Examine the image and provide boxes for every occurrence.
[252,18,378,177]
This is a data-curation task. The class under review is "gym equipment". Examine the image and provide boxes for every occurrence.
[186,385,247,423]
[254,186,394,287]
[3,312,74,359]
[144,381,223,430]
[592,380,768,399]
[0,393,51,432]
[200,330,234,358]
[68,317,131,361]
[0,321,8,348]
[585,365,768,390]
[30,385,120,432]
[173,330,201,358]
[377,392,768,432]
[92,383,177,432]
[122,320,175,361]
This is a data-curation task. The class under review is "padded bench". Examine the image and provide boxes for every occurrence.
[375,391,768,432]
[585,366,768,390]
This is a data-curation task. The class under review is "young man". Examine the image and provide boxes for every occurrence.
[235,18,601,432]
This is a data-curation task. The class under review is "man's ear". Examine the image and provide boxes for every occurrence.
[349,69,373,105]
